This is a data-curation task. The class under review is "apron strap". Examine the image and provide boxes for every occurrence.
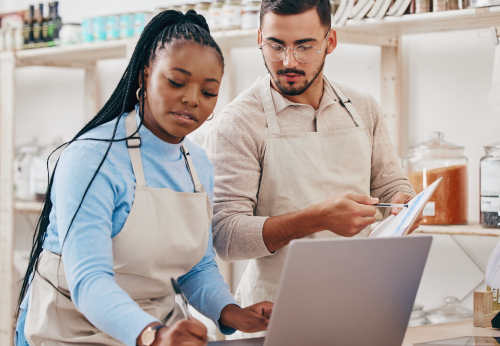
[325,78,364,128]
[260,74,281,135]
[125,110,146,187]
[181,145,204,193]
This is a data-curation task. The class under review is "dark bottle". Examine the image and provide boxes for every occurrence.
[41,3,50,46]
[53,1,62,46]
[46,3,55,47]
[32,4,45,48]
[23,6,34,49]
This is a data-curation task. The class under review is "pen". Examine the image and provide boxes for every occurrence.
[373,203,408,208]
[171,278,192,320]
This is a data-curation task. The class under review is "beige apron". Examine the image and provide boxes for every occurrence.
[236,75,372,337]
[25,110,212,346]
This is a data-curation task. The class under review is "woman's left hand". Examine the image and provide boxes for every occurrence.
[219,302,273,333]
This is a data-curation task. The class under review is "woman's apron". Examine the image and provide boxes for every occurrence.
[236,75,373,337]
[25,110,212,346]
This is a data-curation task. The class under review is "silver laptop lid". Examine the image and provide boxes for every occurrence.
[264,236,432,346]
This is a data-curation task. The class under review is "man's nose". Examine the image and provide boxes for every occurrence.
[282,48,299,69]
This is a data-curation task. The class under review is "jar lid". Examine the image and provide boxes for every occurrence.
[409,131,464,150]
[485,141,500,149]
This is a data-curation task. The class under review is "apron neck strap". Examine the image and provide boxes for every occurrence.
[125,110,146,187]
[180,145,204,193]
[260,74,281,135]
[324,78,364,128]
[124,110,204,193]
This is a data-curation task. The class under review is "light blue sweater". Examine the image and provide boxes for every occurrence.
[20,106,237,346]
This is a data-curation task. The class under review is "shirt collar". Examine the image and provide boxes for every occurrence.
[254,75,339,116]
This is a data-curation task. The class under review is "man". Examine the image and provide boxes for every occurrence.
[205,0,420,333]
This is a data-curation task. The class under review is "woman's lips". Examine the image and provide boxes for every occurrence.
[282,74,302,82]
[170,110,198,126]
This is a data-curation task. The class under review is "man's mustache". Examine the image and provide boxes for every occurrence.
[277,68,305,76]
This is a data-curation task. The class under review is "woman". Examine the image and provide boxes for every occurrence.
[15,10,272,346]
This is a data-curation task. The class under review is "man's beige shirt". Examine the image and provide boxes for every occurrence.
[205,76,415,262]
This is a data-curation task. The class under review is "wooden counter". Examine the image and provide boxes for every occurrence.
[403,320,500,345]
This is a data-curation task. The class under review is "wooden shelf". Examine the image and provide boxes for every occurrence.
[341,6,500,36]
[11,7,500,68]
[415,222,500,237]
[14,201,43,214]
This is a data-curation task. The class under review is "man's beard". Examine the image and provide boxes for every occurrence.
[264,59,326,96]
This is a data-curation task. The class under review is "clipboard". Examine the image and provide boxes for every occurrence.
[369,177,443,238]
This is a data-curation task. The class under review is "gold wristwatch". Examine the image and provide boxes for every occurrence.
[141,324,165,346]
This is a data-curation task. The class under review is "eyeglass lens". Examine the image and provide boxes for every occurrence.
[261,43,319,63]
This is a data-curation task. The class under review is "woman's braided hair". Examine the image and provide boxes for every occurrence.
[17,9,224,316]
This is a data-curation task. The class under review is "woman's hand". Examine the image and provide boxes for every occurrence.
[219,302,273,334]
[138,319,208,346]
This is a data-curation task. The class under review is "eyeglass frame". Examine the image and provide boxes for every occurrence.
[259,29,332,64]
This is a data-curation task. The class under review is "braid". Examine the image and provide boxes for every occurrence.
[17,9,224,317]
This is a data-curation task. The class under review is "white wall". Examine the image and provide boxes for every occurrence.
[6,0,499,315]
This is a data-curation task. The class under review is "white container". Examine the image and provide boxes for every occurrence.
[241,2,260,30]
[4,26,14,51]
[221,0,243,30]
[0,29,5,52]
[14,26,24,50]
[14,144,38,201]
[59,24,83,45]
[208,1,225,31]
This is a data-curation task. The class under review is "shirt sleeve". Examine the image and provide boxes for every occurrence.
[55,143,157,346]
[204,111,272,262]
[366,95,416,218]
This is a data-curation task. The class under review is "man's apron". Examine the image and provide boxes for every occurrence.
[25,110,212,345]
[236,75,372,337]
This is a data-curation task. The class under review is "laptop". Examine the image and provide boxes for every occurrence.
[209,236,432,346]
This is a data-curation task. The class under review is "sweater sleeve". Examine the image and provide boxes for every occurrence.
[366,94,416,218]
[55,144,157,346]
[204,112,273,262]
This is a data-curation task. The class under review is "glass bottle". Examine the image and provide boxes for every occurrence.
[425,297,473,324]
[480,141,500,228]
[403,131,468,225]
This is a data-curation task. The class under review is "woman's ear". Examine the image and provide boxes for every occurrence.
[138,66,152,91]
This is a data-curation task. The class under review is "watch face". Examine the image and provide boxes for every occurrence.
[141,328,155,346]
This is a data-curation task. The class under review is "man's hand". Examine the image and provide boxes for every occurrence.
[316,193,379,237]
[219,302,273,333]
[138,319,208,346]
[263,193,378,252]
[390,192,423,234]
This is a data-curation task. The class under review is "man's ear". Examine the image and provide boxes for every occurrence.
[326,30,337,55]
[257,28,263,46]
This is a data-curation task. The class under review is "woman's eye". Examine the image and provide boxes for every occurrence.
[202,90,218,98]
[169,79,184,87]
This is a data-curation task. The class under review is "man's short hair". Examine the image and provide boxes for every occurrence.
[260,0,332,30]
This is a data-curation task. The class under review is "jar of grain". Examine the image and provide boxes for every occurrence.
[403,132,468,225]
[480,142,500,228]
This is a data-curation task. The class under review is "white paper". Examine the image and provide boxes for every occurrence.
[369,178,442,238]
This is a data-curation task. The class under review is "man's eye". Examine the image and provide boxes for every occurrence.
[270,44,283,51]
[297,45,313,52]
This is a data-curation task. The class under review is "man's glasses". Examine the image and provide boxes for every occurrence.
[259,30,331,64]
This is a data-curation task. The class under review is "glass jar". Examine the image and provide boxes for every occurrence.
[408,304,430,327]
[14,141,39,201]
[195,2,212,19]
[403,131,468,225]
[480,141,500,228]
[425,297,473,324]
[433,0,448,11]
[241,1,261,30]
[330,0,341,16]
[208,1,225,31]
[221,0,243,30]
